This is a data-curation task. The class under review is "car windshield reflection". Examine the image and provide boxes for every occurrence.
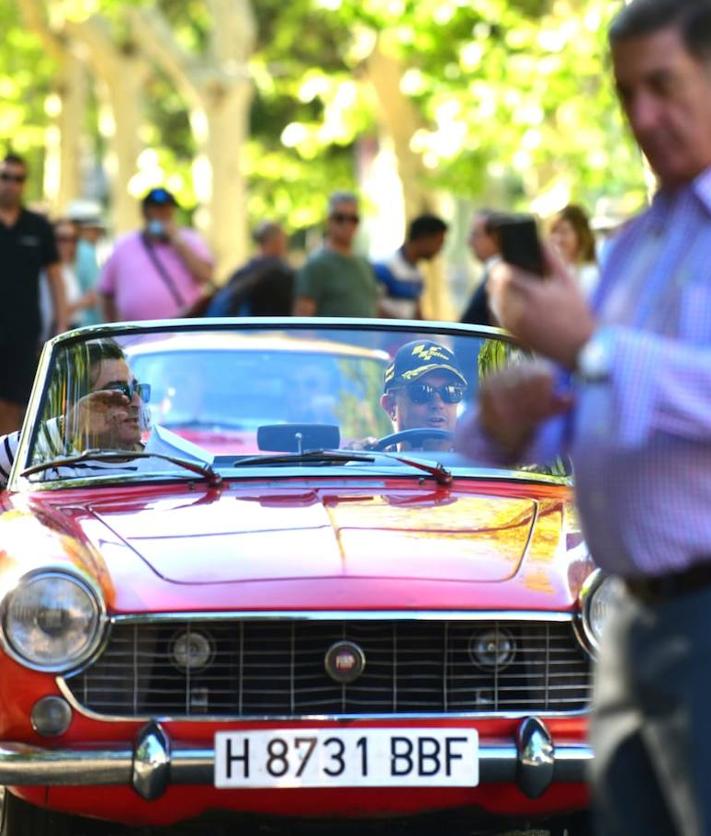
[20,322,564,484]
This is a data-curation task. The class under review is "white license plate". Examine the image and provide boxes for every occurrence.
[215,728,478,788]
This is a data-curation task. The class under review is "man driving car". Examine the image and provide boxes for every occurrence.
[379,340,468,452]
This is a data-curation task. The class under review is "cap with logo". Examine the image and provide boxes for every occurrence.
[384,340,468,392]
[142,188,178,208]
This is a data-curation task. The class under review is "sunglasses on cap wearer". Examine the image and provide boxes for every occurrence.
[392,382,466,405]
[330,212,360,225]
[0,172,26,184]
[101,380,151,403]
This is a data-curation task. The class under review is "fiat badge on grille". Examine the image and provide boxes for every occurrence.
[324,641,366,684]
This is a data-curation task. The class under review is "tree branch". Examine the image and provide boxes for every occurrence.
[16,0,64,61]
[126,6,200,106]
[206,0,256,66]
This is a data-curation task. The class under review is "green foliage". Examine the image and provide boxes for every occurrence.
[0,2,55,198]
[2,0,647,233]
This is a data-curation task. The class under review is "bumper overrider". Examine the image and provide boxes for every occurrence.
[0,717,592,802]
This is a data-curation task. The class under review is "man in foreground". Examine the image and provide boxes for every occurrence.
[458,1,711,833]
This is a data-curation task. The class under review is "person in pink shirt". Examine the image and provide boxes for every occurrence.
[99,188,214,321]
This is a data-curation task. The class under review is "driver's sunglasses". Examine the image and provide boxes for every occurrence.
[396,382,466,405]
[103,380,151,403]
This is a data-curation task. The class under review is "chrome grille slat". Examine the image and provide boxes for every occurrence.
[65,619,591,718]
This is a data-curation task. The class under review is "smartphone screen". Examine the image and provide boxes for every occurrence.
[494,215,545,277]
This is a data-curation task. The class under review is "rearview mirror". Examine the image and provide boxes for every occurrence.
[257,424,340,453]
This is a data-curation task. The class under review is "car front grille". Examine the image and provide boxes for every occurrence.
[63,618,592,718]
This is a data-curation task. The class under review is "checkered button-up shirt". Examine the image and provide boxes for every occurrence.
[560,169,711,577]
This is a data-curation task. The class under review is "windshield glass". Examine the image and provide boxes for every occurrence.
[21,323,557,483]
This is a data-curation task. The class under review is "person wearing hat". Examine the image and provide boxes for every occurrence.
[379,340,468,451]
[66,199,106,326]
[99,187,214,322]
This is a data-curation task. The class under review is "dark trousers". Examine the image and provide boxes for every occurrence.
[590,583,711,835]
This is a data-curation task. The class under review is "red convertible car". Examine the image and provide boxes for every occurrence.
[0,319,613,835]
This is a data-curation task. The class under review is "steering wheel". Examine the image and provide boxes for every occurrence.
[371,427,453,452]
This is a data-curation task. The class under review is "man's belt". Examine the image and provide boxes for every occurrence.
[625,560,711,605]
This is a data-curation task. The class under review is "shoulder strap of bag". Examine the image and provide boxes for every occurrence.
[140,233,187,309]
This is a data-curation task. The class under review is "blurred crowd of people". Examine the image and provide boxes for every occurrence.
[0,147,614,433]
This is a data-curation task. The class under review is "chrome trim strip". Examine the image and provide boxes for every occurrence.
[0,744,132,785]
[108,610,578,625]
[55,678,589,723]
[0,740,592,788]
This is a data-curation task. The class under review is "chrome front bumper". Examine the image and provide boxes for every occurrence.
[0,718,592,801]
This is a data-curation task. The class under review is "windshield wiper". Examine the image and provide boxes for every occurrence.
[231,449,451,485]
[21,449,222,487]
[372,451,453,486]
[232,450,376,468]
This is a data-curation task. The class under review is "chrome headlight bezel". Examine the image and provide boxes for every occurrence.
[578,568,620,655]
[0,568,107,673]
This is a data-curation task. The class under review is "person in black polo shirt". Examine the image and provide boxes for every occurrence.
[0,153,67,434]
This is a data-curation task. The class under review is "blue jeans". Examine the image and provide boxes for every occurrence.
[590,581,711,835]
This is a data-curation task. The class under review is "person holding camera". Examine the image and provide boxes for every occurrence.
[458,1,711,832]
[99,188,214,322]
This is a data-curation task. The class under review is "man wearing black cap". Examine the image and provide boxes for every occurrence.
[380,340,468,451]
[99,188,213,322]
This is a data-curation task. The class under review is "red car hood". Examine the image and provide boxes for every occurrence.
[87,487,537,585]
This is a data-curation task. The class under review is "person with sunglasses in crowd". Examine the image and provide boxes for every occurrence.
[0,338,206,488]
[0,153,68,436]
[293,192,379,318]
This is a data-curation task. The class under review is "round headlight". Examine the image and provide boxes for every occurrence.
[2,571,104,671]
[581,571,623,652]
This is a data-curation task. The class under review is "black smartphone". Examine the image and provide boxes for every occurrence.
[494,214,545,277]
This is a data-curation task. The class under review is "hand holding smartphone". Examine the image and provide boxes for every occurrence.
[493,214,546,277]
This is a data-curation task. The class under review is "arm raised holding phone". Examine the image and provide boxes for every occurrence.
[488,224,596,368]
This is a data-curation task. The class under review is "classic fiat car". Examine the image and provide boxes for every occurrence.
[0,319,612,835]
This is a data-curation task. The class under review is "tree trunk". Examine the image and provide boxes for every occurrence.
[66,17,149,234]
[16,0,84,212]
[100,58,146,232]
[127,0,255,276]
[200,82,252,277]
[43,53,86,212]
[364,40,450,319]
